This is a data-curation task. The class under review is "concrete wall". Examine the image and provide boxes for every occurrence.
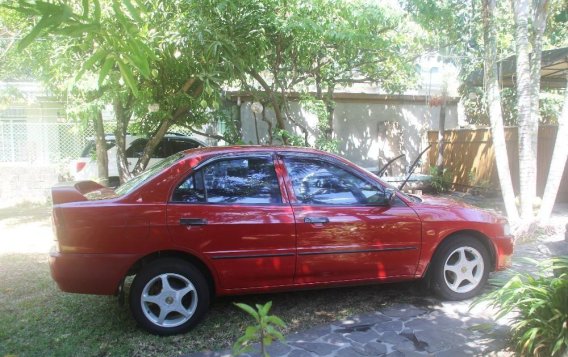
[240,96,458,174]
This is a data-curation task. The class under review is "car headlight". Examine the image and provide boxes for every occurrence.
[503,222,511,236]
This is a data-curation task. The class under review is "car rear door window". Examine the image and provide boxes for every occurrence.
[172,156,282,204]
[284,157,384,205]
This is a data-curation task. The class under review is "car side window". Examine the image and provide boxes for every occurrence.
[284,157,385,205]
[170,139,201,153]
[172,157,282,204]
[126,139,148,158]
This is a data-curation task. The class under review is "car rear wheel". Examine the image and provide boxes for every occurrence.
[431,236,490,300]
[129,258,210,335]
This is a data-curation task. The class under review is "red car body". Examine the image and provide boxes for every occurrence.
[49,146,513,333]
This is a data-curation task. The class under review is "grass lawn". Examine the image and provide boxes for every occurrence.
[0,237,428,356]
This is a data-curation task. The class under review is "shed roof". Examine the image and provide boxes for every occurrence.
[467,47,568,89]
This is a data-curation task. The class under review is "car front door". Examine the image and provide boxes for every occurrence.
[280,154,422,284]
[166,153,296,290]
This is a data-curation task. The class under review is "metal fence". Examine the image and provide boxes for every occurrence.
[0,121,88,164]
[0,121,201,165]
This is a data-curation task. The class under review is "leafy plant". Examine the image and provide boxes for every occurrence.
[474,256,568,356]
[232,301,286,357]
[429,166,453,193]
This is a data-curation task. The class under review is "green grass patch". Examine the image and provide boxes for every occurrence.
[0,253,427,356]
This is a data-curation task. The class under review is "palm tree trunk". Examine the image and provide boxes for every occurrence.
[538,77,568,222]
[513,0,537,223]
[483,0,520,224]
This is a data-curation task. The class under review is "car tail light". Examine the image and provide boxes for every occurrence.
[76,161,87,172]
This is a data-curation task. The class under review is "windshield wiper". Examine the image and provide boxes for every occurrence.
[377,154,405,177]
[398,144,432,191]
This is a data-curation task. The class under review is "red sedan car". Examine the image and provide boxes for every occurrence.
[50,146,513,335]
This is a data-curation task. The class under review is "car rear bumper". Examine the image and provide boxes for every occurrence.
[49,248,138,295]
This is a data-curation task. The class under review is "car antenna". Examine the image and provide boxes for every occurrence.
[398,144,432,191]
[377,154,405,177]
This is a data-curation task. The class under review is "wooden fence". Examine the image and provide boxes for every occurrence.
[427,125,568,202]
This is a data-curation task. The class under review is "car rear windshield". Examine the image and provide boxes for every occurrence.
[115,153,185,196]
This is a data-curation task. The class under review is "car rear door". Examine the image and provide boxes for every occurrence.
[280,154,422,284]
[166,153,296,290]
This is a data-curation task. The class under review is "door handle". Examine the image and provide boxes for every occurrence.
[304,217,329,224]
[180,218,208,226]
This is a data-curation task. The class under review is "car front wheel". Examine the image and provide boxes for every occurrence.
[431,236,490,300]
[129,258,210,335]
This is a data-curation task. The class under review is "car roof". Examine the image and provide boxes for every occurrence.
[181,145,345,162]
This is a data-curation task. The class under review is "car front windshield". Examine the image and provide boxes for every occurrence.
[115,153,185,196]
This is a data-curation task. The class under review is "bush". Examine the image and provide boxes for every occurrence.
[429,166,453,193]
[232,301,286,357]
[475,256,568,356]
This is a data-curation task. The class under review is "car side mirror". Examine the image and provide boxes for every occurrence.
[374,188,396,206]
[385,188,396,205]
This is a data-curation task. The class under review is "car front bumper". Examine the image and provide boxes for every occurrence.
[49,247,138,295]
[494,235,514,271]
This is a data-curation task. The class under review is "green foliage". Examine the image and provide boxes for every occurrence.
[474,256,568,356]
[429,166,453,193]
[461,87,564,126]
[233,301,286,357]
[299,95,339,153]
[274,129,305,147]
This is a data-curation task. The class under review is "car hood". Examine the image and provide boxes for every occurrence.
[407,194,505,224]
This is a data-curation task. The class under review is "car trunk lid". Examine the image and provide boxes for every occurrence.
[51,181,118,204]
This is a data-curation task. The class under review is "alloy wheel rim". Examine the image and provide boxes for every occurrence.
[140,273,198,328]
[443,246,484,294]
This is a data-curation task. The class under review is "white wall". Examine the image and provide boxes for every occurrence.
[240,97,458,173]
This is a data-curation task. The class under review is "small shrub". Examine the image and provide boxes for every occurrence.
[232,301,286,357]
[474,256,568,356]
[429,166,453,193]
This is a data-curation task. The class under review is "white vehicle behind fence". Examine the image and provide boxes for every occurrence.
[71,133,207,186]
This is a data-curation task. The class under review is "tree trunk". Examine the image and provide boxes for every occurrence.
[93,109,109,186]
[132,118,171,175]
[538,77,568,222]
[513,0,537,222]
[436,99,447,171]
[483,0,520,224]
[324,85,335,141]
[113,97,132,184]
[248,70,288,144]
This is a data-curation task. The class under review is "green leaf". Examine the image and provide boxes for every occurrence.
[117,59,139,96]
[98,56,115,87]
[93,0,101,21]
[260,301,272,316]
[17,13,60,51]
[82,0,89,18]
[200,99,208,108]
[75,48,108,82]
[266,315,286,328]
[122,0,142,22]
[234,303,260,321]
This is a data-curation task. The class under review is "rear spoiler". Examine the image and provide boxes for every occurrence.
[51,181,106,205]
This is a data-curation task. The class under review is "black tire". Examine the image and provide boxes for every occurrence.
[430,236,490,300]
[129,258,210,335]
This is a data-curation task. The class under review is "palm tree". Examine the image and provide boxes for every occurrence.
[482,0,520,225]
[513,0,537,223]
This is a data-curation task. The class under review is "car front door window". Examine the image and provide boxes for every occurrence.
[284,157,384,205]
